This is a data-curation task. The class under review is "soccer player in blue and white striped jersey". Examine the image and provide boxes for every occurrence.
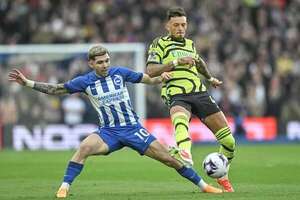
[8,45,222,198]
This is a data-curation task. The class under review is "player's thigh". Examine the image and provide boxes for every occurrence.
[203,111,229,133]
[169,96,192,119]
[170,105,191,117]
[144,140,168,157]
[144,140,182,169]
[79,133,109,155]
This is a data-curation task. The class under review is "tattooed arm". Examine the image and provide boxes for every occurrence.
[140,72,172,85]
[195,57,212,80]
[33,82,68,95]
[8,69,69,95]
[195,57,223,88]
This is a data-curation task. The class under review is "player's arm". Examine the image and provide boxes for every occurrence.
[8,69,68,95]
[146,38,177,77]
[140,72,172,85]
[195,57,212,79]
[146,43,173,77]
[195,57,223,88]
[32,82,68,95]
[147,57,195,78]
[146,62,174,78]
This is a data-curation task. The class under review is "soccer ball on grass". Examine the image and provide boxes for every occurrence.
[202,152,228,178]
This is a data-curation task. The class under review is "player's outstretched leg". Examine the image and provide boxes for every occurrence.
[56,161,83,198]
[216,127,235,192]
[56,134,109,198]
[204,112,236,192]
[144,140,222,193]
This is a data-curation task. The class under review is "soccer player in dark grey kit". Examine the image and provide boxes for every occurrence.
[146,7,235,192]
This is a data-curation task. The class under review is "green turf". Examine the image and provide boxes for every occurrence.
[0,144,300,200]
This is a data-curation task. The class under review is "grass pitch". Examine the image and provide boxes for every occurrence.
[0,144,299,200]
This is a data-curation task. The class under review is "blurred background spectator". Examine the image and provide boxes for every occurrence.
[0,0,299,134]
[61,94,86,125]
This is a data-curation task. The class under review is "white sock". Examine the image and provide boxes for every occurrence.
[61,182,70,189]
[197,179,208,190]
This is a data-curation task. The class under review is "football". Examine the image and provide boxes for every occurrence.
[202,152,228,178]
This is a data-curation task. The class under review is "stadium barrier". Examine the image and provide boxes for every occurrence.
[145,117,277,145]
[4,117,299,151]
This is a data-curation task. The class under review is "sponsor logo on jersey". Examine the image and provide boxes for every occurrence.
[113,75,123,86]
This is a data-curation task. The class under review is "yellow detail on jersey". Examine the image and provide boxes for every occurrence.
[147,36,207,102]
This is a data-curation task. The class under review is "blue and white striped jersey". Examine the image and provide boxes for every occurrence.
[64,67,143,128]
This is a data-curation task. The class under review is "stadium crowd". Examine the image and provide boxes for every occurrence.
[0,0,300,133]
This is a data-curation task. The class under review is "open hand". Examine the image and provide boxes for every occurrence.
[8,69,28,86]
[208,77,223,88]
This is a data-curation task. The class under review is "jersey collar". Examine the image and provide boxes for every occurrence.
[168,35,186,43]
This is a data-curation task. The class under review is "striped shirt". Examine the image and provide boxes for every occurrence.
[64,67,143,128]
[147,35,207,103]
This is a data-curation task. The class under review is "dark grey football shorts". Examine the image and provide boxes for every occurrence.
[169,92,221,121]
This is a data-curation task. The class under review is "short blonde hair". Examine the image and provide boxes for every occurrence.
[88,45,108,60]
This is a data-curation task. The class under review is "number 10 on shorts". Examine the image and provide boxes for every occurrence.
[134,129,150,142]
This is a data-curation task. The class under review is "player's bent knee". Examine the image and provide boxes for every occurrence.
[79,143,94,156]
[95,142,109,155]
[79,133,108,155]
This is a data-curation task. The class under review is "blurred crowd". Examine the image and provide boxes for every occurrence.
[1,0,300,132]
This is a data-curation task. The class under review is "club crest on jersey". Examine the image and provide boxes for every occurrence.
[113,75,123,86]
[148,52,157,61]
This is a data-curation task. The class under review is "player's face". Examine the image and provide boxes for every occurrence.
[89,53,111,77]
[166,16,187,39]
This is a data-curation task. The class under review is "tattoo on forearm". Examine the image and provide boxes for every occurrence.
[33,82,68,95]
[196,58,212,79]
